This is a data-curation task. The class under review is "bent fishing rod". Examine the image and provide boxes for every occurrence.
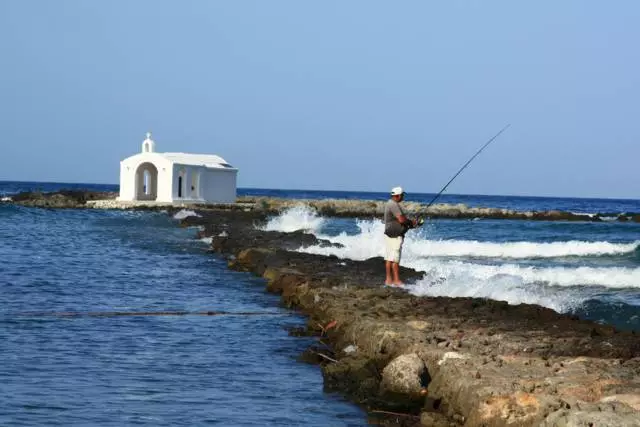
[417,124,511,224]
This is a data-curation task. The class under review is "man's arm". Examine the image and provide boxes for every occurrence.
[395,213,409,224]
[391,203,414,226]
[392,204,418,228]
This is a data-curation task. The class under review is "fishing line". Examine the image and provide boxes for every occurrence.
[418,124,511,225]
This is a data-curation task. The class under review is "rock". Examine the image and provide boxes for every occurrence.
[420,411,450,426]
[601,394,640,411]
[380,353,427,395]
[10,190,117,208]
[467,392,559,426]
[407,320,431,330]
[542,409,640,427]
[343,344,358,354]
[437,351,468,366]
[322,356,381,404]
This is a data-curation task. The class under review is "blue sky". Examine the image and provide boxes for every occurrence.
[1,1,638,198]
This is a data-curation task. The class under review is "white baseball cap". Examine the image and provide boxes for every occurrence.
[390,186,404,196]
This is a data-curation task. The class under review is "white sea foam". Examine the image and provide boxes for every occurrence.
[301,219,387,260]
[570,211,596,218]
[173,209,201,220]
[409,239,639,259]
[293,218,638,260]
[260,205,325,233]
[404,260,640,313]
[599,216,619,222]
[199,237,213,244]
[261,209,640,312]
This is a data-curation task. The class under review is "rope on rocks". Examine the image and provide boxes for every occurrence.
[309,349,339,363]
[370,410,420,419]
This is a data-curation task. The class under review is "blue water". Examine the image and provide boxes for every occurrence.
[2,181,640,425]
[0,190,366,426]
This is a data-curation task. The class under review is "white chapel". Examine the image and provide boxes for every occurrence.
[117,133,238,204]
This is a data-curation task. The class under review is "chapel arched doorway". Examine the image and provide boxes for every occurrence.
[135,162,158,201]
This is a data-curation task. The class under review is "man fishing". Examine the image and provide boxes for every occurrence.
[384,187,420,286]
[381,126,510,286]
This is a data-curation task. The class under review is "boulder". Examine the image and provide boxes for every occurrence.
[380,353,428,395]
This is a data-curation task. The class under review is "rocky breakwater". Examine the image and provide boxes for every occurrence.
[5,191,639,223]
[238,196,640,223]
[182,209,640,427]
[3,190,255,211]
[5,190,118,208]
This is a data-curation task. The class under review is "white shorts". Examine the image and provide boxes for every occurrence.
[384,235,404,263]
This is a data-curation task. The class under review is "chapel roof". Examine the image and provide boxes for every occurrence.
[159,152,236,170]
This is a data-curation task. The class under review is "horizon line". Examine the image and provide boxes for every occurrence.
[0,179,638,203]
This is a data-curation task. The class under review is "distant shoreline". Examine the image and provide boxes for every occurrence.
[3,189,640,223]
[0,180,638,202]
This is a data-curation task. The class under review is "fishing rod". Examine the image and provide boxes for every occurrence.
[417,124,511,224]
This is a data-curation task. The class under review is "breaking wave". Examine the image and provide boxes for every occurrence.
[406,260,640,312]
[408,239,639,259]
[292,218,638,260]
[260,205,326,233]
[260,206,640,312]
[173,209,201,220]
[302,235,640,290]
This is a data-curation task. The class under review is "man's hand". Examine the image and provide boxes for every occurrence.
[398,215,423,229]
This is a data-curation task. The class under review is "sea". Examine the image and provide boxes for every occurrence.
[1,181,640,426]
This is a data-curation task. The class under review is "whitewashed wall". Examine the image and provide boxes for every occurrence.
[200,168,237,203]
[170,164,236,203]
[155,161,173,202]
[119,154,237,203]
[118,154,172,202]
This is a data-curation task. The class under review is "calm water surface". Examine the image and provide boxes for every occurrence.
[0,204,366,426]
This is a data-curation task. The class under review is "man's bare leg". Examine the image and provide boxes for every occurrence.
[385,261,393,285]
[392,262,403,286]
